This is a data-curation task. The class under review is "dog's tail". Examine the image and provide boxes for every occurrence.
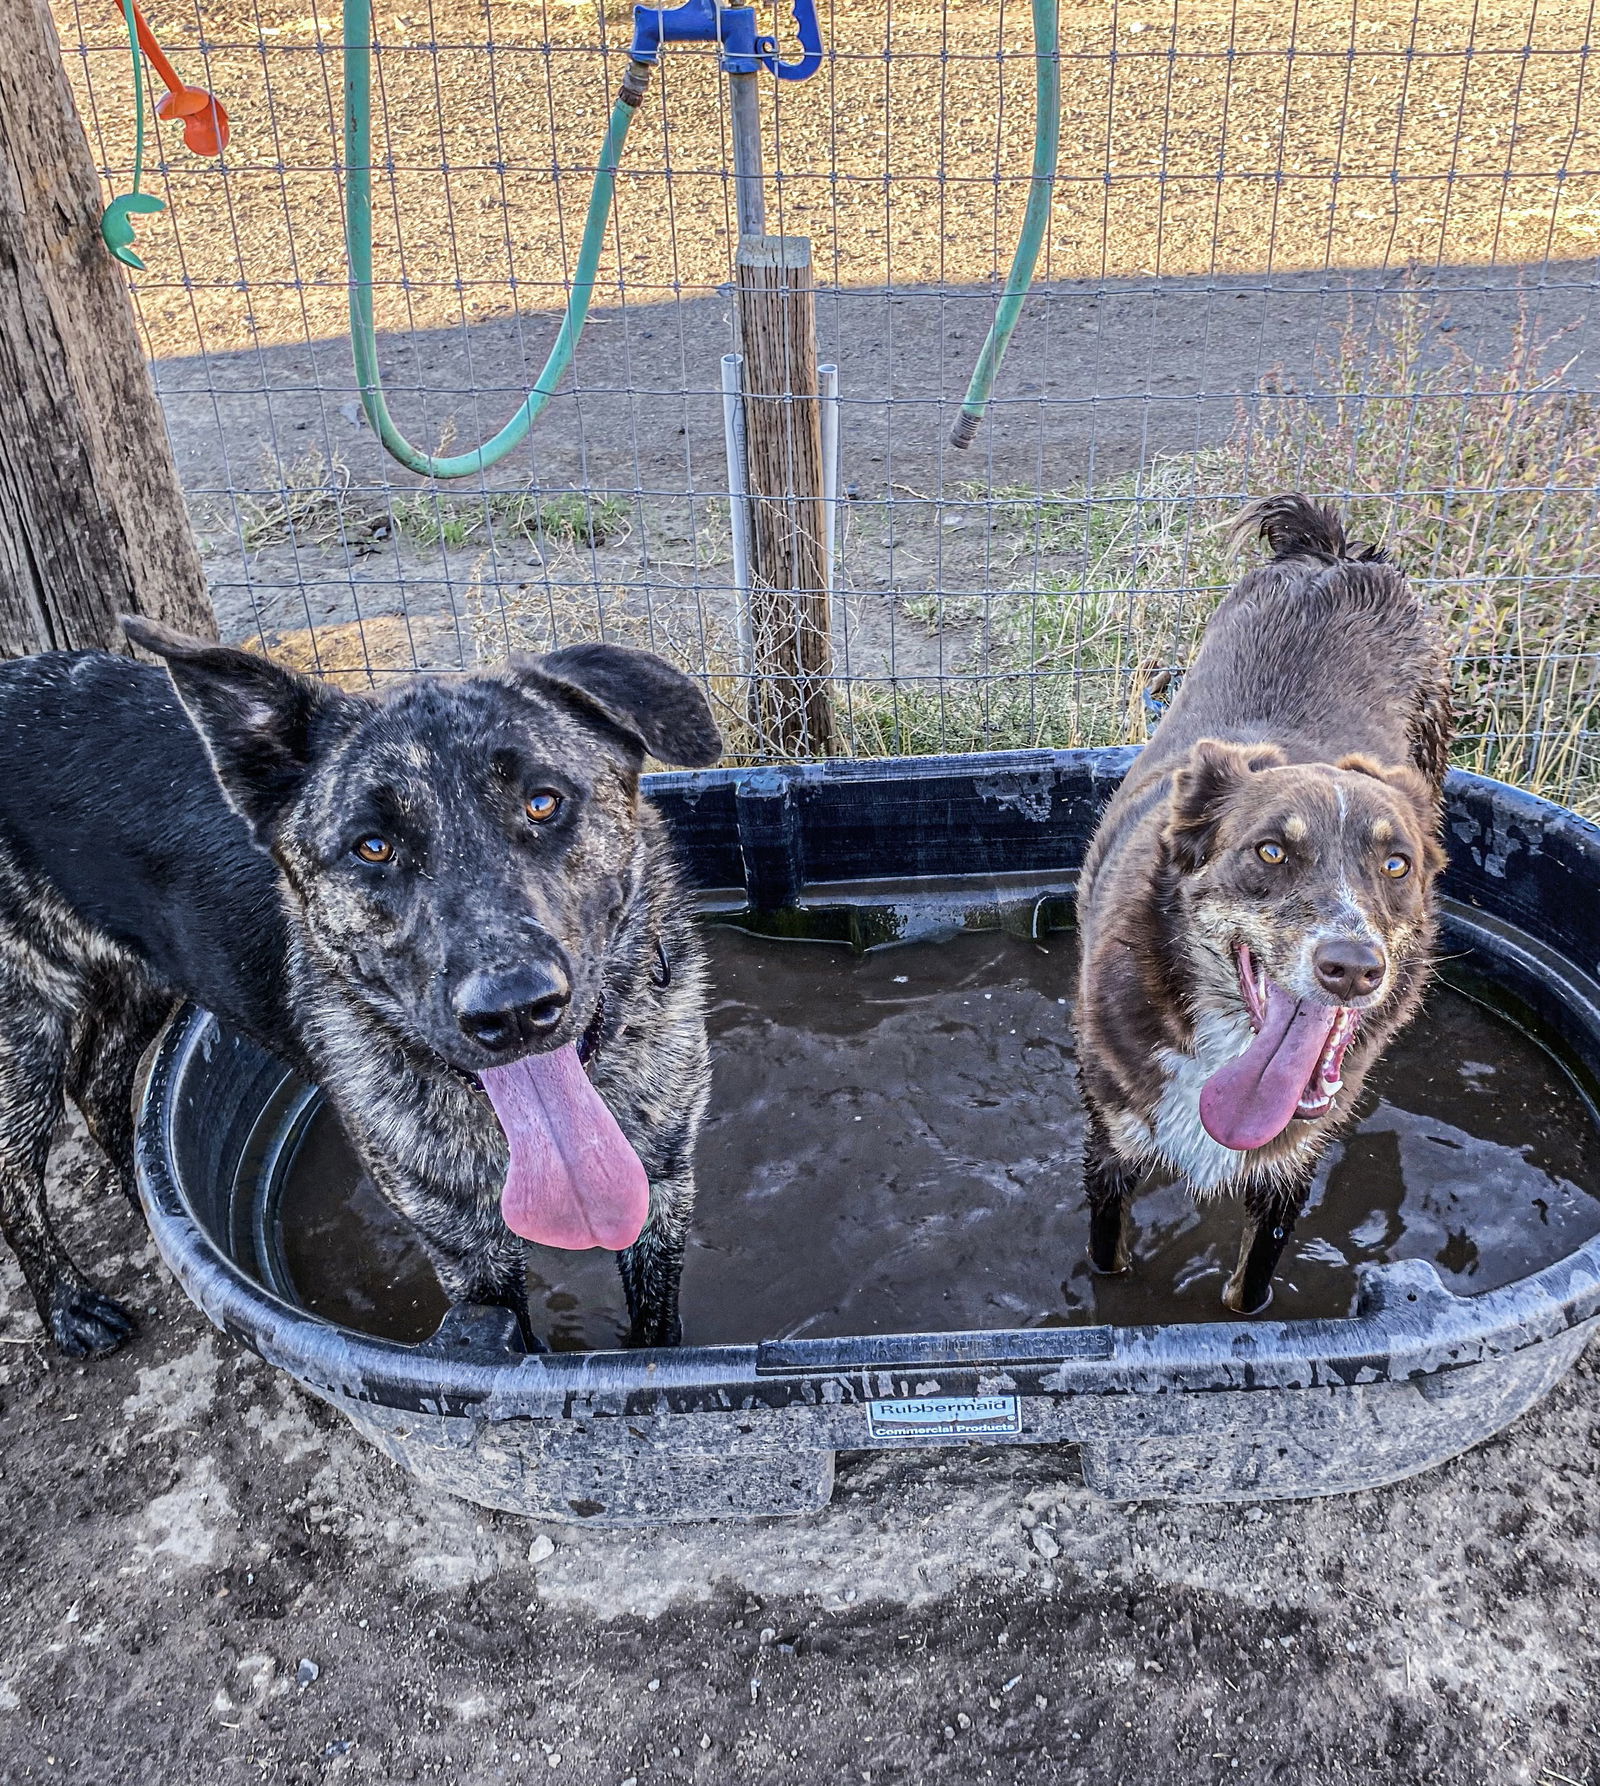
[1230,493,1389,566]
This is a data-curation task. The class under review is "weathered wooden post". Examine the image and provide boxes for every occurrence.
[734,236,834,756]
[724,65,834,758]
[0,0,215,656]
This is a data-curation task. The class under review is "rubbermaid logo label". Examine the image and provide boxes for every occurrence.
[866,1394,1021,1440]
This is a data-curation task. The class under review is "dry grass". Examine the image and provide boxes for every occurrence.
[243,613,465,687]
[214,299,1600,804]
[230,300,1600,798]
[848,296,1600,812]
[59,0,1600,804]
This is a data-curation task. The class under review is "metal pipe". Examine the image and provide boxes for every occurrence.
[819,359,840,582]
[721,351,755,673]
[728,70,767,238]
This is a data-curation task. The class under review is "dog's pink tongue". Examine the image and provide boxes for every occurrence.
[1199,985,1339,1153]
[479,1046,649,1251]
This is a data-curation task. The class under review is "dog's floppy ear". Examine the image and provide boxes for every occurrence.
[122,616,361,845]
[523,643,722,768]
[1166,738,1288,873]
[1337,753,1437,813]
[1337,753,1448,873]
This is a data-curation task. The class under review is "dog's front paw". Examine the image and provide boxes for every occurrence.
[1087,1248,1133,1276]
[1088,1206,1133,1275]
[48,1283,137,1358]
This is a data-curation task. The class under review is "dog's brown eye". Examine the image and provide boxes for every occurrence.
[354,836,393,864]
[1382,853,1411,878]
[524,791,562,824]
[1256,840,1287,865]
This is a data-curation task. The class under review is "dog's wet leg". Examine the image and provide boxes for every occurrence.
[0,995,136,1357]
[618,1177,691,1348]
[1223,1172,1313,1315]
[477,1252,542,1353]
[416,1223,539,1350]
[65,982,171,1215]
[1084,1104,1140,1275]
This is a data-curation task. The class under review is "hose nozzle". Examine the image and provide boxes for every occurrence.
[618,59,654,106]
[948,411,982,451]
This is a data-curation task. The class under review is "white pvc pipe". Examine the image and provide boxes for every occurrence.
[819,362,841,667]
[721,351,754,674]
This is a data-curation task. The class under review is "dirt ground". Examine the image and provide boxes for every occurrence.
[50,0,1600,746]
[1,1119,1598,1784]
[51,0,1600,686]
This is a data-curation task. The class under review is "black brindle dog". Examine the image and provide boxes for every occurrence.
[0,620,720,1356]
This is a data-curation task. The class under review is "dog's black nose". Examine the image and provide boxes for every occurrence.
[454,962,571,1053]
[1312,938,1386,999]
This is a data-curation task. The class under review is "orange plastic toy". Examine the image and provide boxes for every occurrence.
[121,2,230,155]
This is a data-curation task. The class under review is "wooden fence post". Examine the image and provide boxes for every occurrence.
[735,235,835,757]
[0,0,215,656]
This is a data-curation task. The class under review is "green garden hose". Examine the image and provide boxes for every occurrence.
[949,0,1061,449]
[343,1,650,478]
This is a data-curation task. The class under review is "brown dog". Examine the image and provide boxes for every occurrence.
[1073,495,1451,1313]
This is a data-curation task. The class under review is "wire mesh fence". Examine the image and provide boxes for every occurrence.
[55,0,1600,808]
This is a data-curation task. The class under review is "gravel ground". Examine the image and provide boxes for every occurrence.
[57,0,1600,358]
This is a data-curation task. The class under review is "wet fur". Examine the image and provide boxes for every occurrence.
[1074,495,1452,1313]
[0,632,719,1356]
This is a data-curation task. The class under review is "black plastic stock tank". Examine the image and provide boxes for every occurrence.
[135,751,1600,1525]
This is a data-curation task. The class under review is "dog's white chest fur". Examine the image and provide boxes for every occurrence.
[1115,1009,1256,1193]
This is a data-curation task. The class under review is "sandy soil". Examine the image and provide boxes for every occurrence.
[0,1121,1597,1784]
[149,261,1592,738]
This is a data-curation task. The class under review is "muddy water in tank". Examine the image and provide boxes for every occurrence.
[265,919,1600,1348]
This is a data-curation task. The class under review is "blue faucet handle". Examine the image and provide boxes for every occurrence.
[760,0,823,79]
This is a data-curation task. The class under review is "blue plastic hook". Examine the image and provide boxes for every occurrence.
[758,0,823,81]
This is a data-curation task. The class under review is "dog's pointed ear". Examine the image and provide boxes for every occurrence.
[122,616,361,844]
[521,643,722,768]
[1337,754,1448,872]
[1166,738,1288,873]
